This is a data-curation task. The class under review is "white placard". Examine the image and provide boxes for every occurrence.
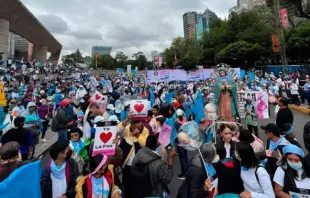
[130,99,148,120]
[127,65,131,74]
[92,126,117,156]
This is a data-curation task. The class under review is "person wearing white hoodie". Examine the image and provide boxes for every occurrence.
[76,85,87,103]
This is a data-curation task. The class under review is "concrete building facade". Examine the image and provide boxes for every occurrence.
[183,12,198,38]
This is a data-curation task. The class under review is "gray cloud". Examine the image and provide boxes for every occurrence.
[21,0,236,59]
[37,14,69,34]
[71,29,103,40]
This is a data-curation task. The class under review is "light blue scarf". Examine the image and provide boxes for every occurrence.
[269,136,284,150]
[51,160,66,179]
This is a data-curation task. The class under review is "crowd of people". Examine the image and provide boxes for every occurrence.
[0,63,310,198]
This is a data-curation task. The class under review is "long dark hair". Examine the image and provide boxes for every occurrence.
[236,141,258,168]
[281,153,310,179]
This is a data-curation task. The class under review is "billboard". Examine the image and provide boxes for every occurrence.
[271,34,280,53]
[28,42,33,62]
[154,56,163,67]
[280,9,289,28]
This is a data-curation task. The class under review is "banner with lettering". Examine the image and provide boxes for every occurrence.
[188,70,204,81]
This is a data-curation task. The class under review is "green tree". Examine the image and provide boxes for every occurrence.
[132,51,148,70]
[215,41,264,68]
[63,48,84,64]
[115,51,128,68]
[95,55,116,69]
[285,22,310,63]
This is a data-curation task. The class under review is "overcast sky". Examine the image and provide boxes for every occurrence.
[21,0,236,59]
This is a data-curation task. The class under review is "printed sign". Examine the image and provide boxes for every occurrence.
[237,91,269,119]
[89,91,104,103]
[127,65,132,74]
[130,99,148,120]
[188,70,203,81]
[288,187,310,198]
[93,126,117,156]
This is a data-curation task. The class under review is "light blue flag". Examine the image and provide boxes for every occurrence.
[248,72,255,81]
[149,88,155,107]
[163,92,175,104]
[0,160,42,198]
[192,91,205,124]
[131,69,136,75]
[165,113,177,146]
[117,68,124,73]
[240,70,245,79]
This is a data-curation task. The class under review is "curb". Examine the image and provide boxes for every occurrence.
[289,105,310,114]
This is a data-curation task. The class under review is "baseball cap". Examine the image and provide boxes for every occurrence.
[261,123,280,134]
[176,109,184,116]
[0,141,20,160]
[60,99,70,107]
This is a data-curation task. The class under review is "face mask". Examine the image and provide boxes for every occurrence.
[212,155,220,163]
[287,160,303,171]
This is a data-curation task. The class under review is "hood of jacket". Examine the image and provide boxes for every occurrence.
[26,102,36,110]
[132,147,161,166]
[191,154,203,168]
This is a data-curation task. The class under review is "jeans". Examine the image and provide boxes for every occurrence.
[58,129,68,141]
[41,120,49,139]
[176,145,188,176]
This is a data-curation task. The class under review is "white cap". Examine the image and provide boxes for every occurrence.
[94,116,105,123]
[176,109,184,116]
[107,104,115,111]
[108,115,119,123]
[124,101,130,107]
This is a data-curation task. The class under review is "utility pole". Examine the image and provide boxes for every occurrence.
[274,0,288,70]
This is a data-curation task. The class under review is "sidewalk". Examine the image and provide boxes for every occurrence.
[289,103,310,114]
[33,130,58,158]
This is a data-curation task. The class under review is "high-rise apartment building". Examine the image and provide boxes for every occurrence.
[196,9,218,40]
[230,0,266,13]
[183,12,198,38]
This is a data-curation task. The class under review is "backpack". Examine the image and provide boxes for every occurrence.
[131,159,159,198]
[254,165,265,187]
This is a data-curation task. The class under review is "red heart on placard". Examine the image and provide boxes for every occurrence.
[100,132,112,143]
[134,104,144,113]
[209,187,216,198]
[95,94,101,100]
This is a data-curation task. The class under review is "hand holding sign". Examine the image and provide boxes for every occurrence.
[89,91,104,104]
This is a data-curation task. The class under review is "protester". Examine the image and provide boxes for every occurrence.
[177,143,217,198]
[41,140,78,198]
[238,129,265,159]
[245,98,259,137]
[0,142,29,182]
[216,124,236,160]
[303,121,310,153]
[24,115,41,158]
[276,97,294,132]
[1,117,32,161]
[68,127,85,173]
[118,119,149,198]
[274,144,310,197]
[290,79,300,106]
[262,123,291,176]
[214,144,244,195]
[131,135,175,197]
[51,99,73,141]
[38,98,52,142]
[75,154,122,198]
[236,141,275,198]
[282,123,302,148]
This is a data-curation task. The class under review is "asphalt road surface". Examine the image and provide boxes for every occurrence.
[40,106,309,197]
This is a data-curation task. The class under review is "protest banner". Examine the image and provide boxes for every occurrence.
[92,126,117,156]
[239,91,269,119]
[288,187,310,198]
[188,70,203,81]
[130,99,148,120]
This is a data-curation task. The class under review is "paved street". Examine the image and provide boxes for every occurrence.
[38,105,310,197]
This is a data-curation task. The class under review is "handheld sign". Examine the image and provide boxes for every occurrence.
[92,126,117,156]
[89,91,104,103]
[130,99,148,120]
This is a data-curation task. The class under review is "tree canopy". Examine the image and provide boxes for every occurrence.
[164,5,310,70]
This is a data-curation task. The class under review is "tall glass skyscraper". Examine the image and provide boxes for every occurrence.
[196,9,218,40]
